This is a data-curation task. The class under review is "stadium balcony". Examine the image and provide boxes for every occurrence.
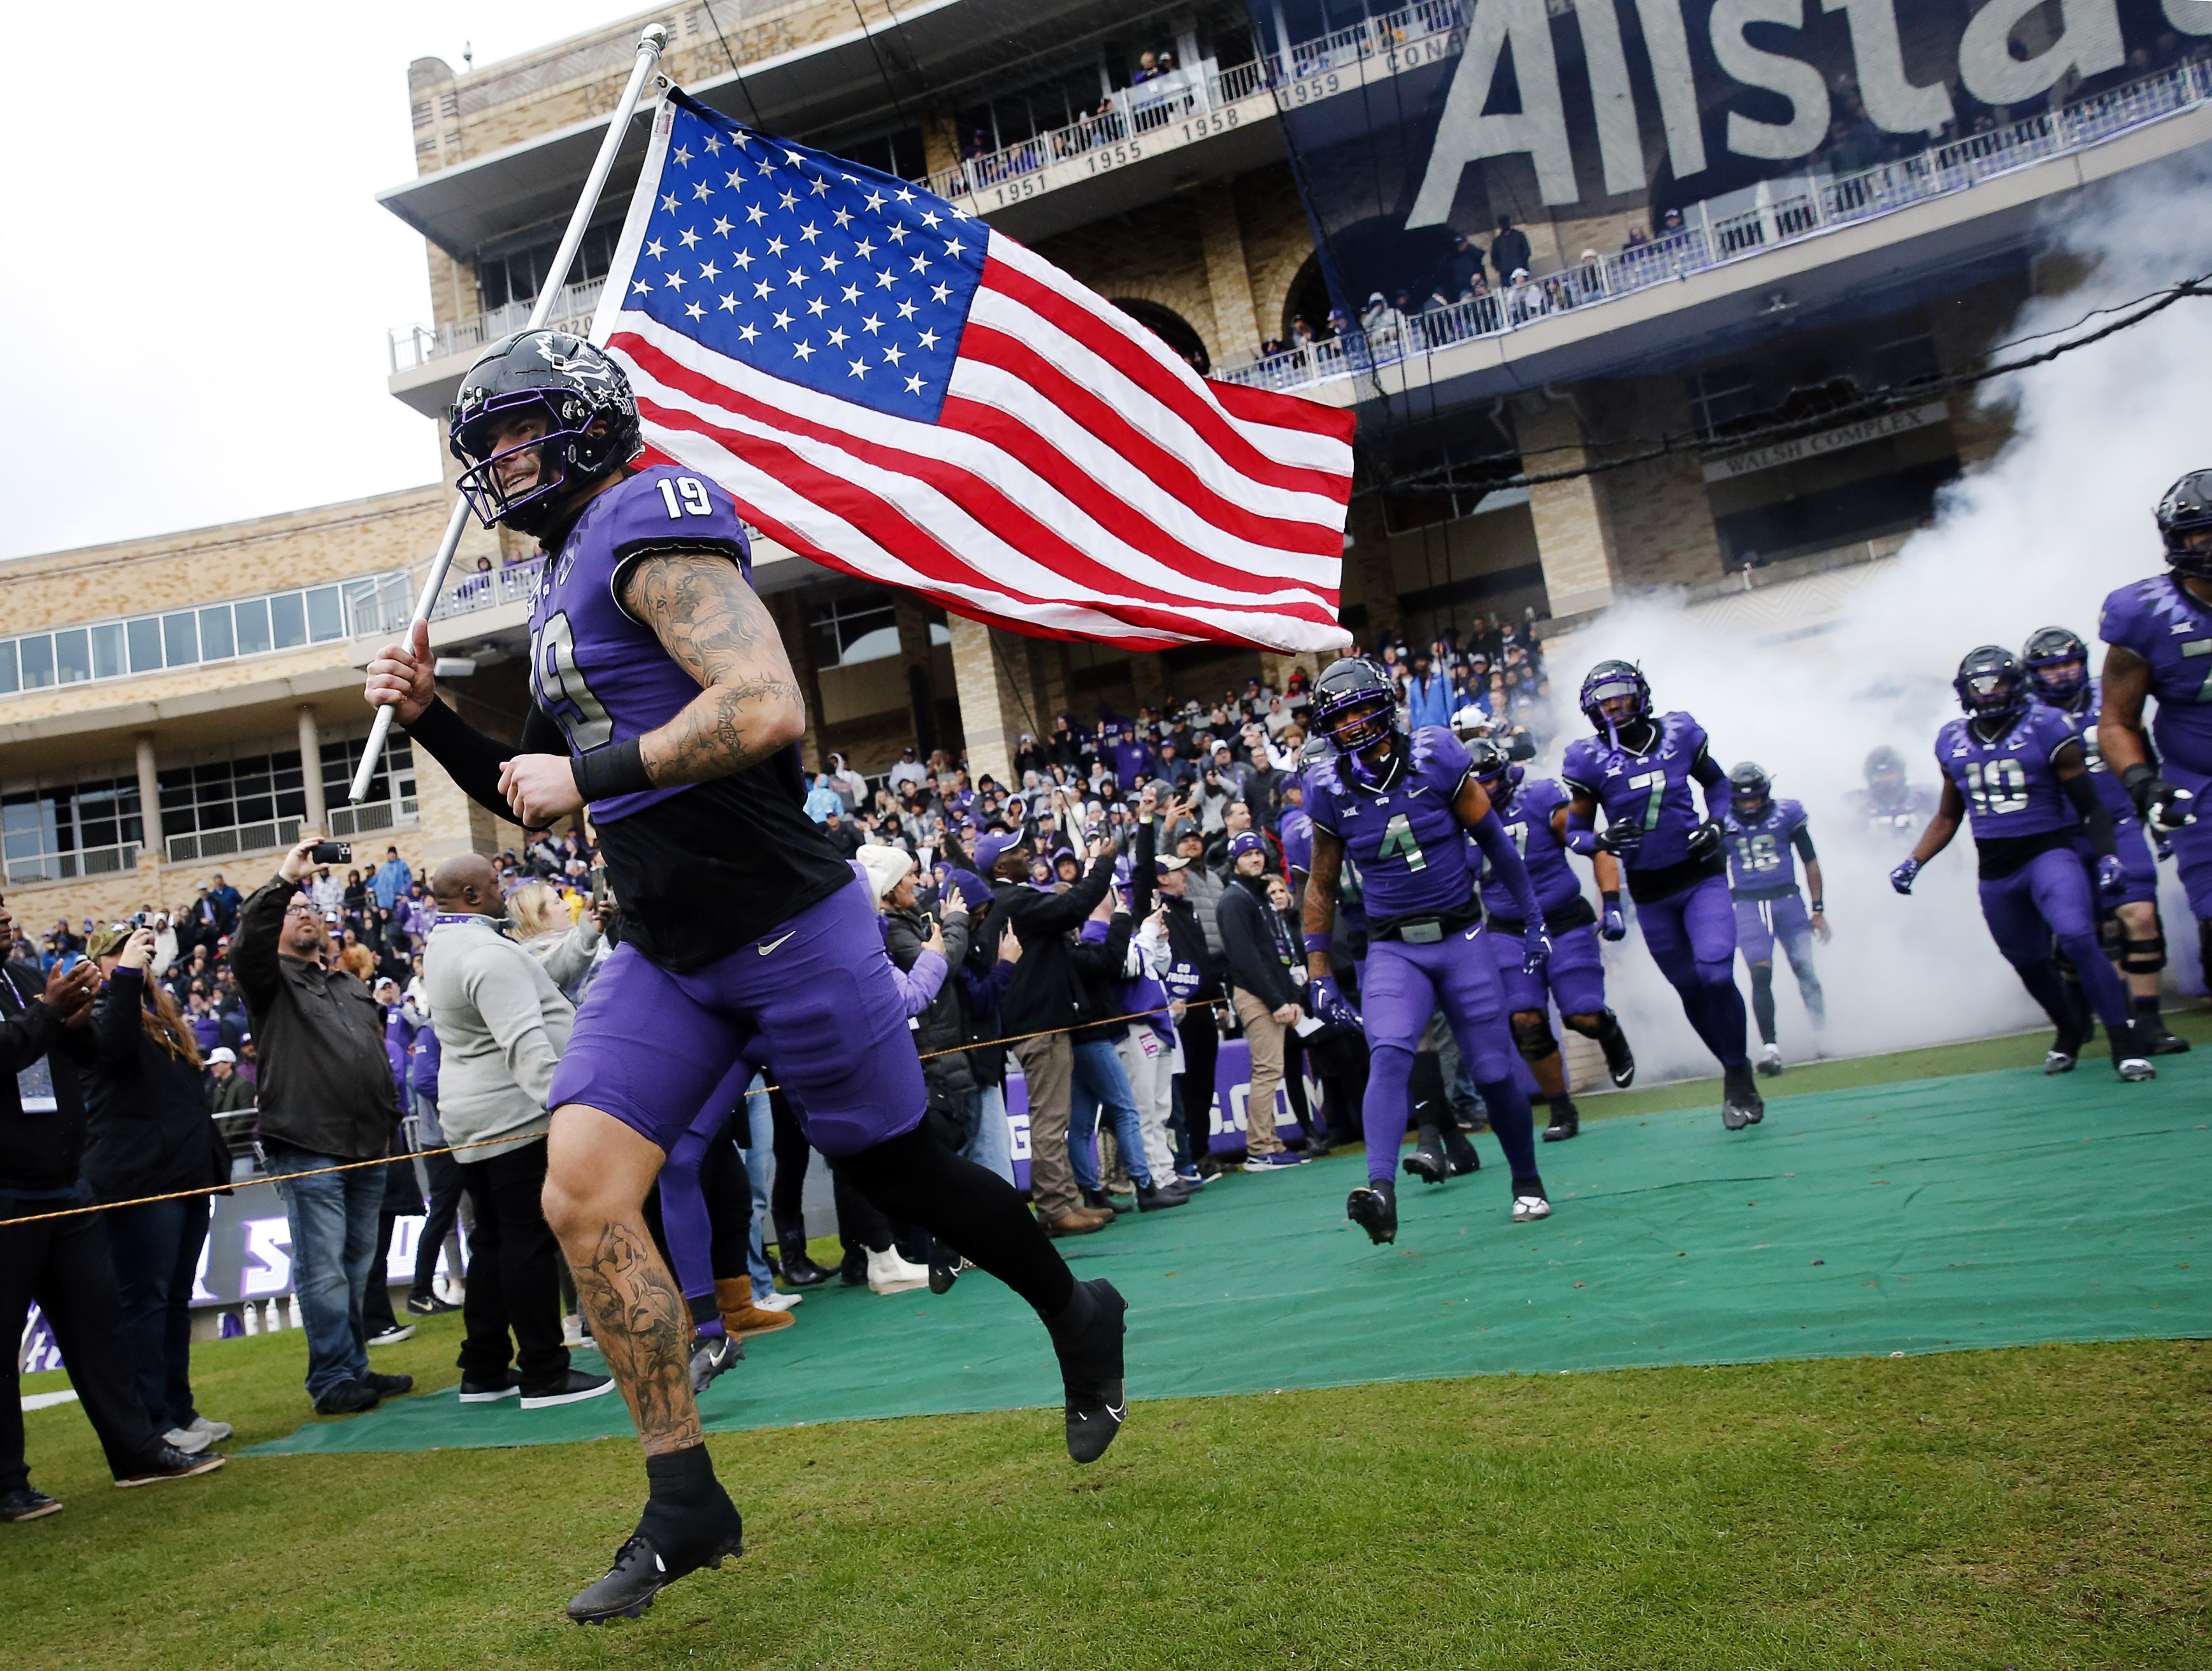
[1212,58,2212,413]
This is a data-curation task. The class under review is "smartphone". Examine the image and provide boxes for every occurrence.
[310,840,351,864]
[590,865,610,907]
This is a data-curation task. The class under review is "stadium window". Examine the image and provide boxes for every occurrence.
[840,127,926,181]
[270,591,307,650]
[0,773,142,884]
[90,622,125,679]
[477,219,622,313]
[807,589,902,668]
[161,612,199,667]
[234,597,271,657]
[18,635,54,689]
[199,605,236,661]
[127,615,164,673]
[54,629,91,684]
[0,640,16,694]
[305,586,344,642]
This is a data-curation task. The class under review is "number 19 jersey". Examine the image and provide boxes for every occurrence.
[1932,705,2079,842]
[526,465,851,972]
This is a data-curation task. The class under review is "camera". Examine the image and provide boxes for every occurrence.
[310,840,352,864]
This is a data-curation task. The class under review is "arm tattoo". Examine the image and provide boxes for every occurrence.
[624,552,807,786]
[567,1218,703,1455]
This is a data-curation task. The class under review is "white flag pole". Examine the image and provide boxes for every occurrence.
[350,22,669,806]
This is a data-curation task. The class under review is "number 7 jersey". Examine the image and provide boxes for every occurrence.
[1932,705,2079,840]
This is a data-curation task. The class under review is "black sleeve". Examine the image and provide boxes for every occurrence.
[1790,824,1817,863]
[1130,815,1157,924]
[2060,771,2117,858]
[0,973,64,1078]
[1020,852,1114,936]
[401,699,564,824]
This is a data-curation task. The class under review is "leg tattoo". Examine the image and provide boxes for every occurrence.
[568,1217,703,1456]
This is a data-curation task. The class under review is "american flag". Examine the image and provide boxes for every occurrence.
[589,89,1354,654]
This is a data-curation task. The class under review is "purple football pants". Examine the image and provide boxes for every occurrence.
[1635,871,1750,1069]
[1493,922,1608,1020]
[1358,927,1542,1191]
[2167,763,2212,921]
[657,1059,759,1305]
[1979,845,2132,1030]
[550,873,926,1157]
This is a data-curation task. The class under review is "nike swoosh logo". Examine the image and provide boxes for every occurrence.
[758,931,798,955]
[1464,927,1480,940]
[1107,1402,1126,1424]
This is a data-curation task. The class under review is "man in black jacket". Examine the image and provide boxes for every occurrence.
[231,840,413,1417]
[975,828,1117,1236]
[1214,833,1308,1172]
[1,893,224,1522]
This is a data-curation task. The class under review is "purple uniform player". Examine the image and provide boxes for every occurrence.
[364,329,1125,1624]
[2025,626,2190,1058]
[1465,740,1638,1145]
[1299,658,1555,1247]
[1556,662,1766,1131]
[1721,764,1829,1076]
[1891,646,2152,1081]
[2099,469,2212,996]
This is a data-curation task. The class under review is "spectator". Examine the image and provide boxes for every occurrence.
[879,849,1012,1186]
[976,827,1117,1238]
[371,847,413,913]
[508,881,606,1006]
[80,922,236,1458]
[823,752,867,810]
[888,745,928,794]
[1405,649,1455,731]
[2,890,226,1521]
[424,855,612,1410]
[820,806,862,859]
[1489,215,1532,286]
[334,925,377,985]
[1214,831,1306,1171]
[231,838,414,1417]
[206,874,242,936]
[205,1045,255,1114]
[804,773,845,823]
[396,996,464,1317]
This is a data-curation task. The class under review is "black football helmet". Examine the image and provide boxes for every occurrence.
[2021,626,2090,706]
[1864,745,1905,784]
[1953,645,2027,721]
[448,330,642,535]
[1311,657,1400,756]
[1728,761,1772,818]
[1579,660,1651,740]
[2155,470,2212,579]
[1466,736,1521,808]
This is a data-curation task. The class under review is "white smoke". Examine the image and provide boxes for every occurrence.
[1543,150,2212,1082]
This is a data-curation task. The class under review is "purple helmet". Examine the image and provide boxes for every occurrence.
[1465,735,1521,808]
[448,330,642,536]
[1311,657,1399,756]
[2021,625,2089,705]
[1579,660,1651,736]
[2156,469,2212,579]
[1953,645,2027,721]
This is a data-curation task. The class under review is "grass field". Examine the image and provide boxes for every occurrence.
[9,1014,2211,1669]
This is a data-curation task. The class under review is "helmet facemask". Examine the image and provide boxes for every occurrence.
[451,389,601,536]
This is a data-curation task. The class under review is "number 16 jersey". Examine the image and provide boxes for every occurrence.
[524,464,850,971]
[1932,705,2078,843]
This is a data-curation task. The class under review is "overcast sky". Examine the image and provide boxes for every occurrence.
[0,1,643,562]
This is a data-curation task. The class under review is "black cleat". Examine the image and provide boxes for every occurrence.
[928,1255,971,1294]
[2109,1022,2157,1082]
[1402,1124,1449,1185]
[566,1493,745,1624]
[1720,1062,1765,1131]
[1596,1012,1637,1089]
[1347,1182,1398,1245]
[1441,1124,1482,1176]
[1049,1279,1128,1465]
[688,1331,744,1395]
[2138,1014,2192,1056]
[1541,1099,1579,1142]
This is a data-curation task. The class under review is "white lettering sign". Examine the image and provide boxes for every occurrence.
[1699,400,1951,480]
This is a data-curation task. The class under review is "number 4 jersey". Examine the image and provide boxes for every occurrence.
[523,465,851,970]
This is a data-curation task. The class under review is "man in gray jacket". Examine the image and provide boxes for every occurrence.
[424,854,611,1410]
[233,840,415,1417]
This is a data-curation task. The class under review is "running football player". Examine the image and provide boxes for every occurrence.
[2023,626,2189,1056]
[1466,737,1637,1142]
[1555,663,1765,1130]
[2098,470,2212,1012]
[1891,646,2153,1080]
[1721,763,1828,1076]
[1298,659,1555,1246]
[363,331,1126,1624]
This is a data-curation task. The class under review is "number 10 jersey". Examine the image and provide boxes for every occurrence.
[1932,705,2079,843]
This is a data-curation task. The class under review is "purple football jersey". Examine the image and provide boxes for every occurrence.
[2033,678,2136,823]
[2098,575,2212,775]
[1932,705,2081,840]
[1558,711,1715,871]
[1305,728,1476,919]
[1723,797,1806,893]
[528,465,755,822]
[1475,777,1584,917]
[1279,807,1312,878]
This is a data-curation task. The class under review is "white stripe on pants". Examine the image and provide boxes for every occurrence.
[1115,1026,1178,1184]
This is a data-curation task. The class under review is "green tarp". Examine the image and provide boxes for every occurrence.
[248,1051,2210,1456]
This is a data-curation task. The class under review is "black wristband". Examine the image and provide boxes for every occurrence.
[1601,890,1621,910]
[571,737,654,802]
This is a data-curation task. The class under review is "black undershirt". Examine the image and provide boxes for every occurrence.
[405,699,851,972]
